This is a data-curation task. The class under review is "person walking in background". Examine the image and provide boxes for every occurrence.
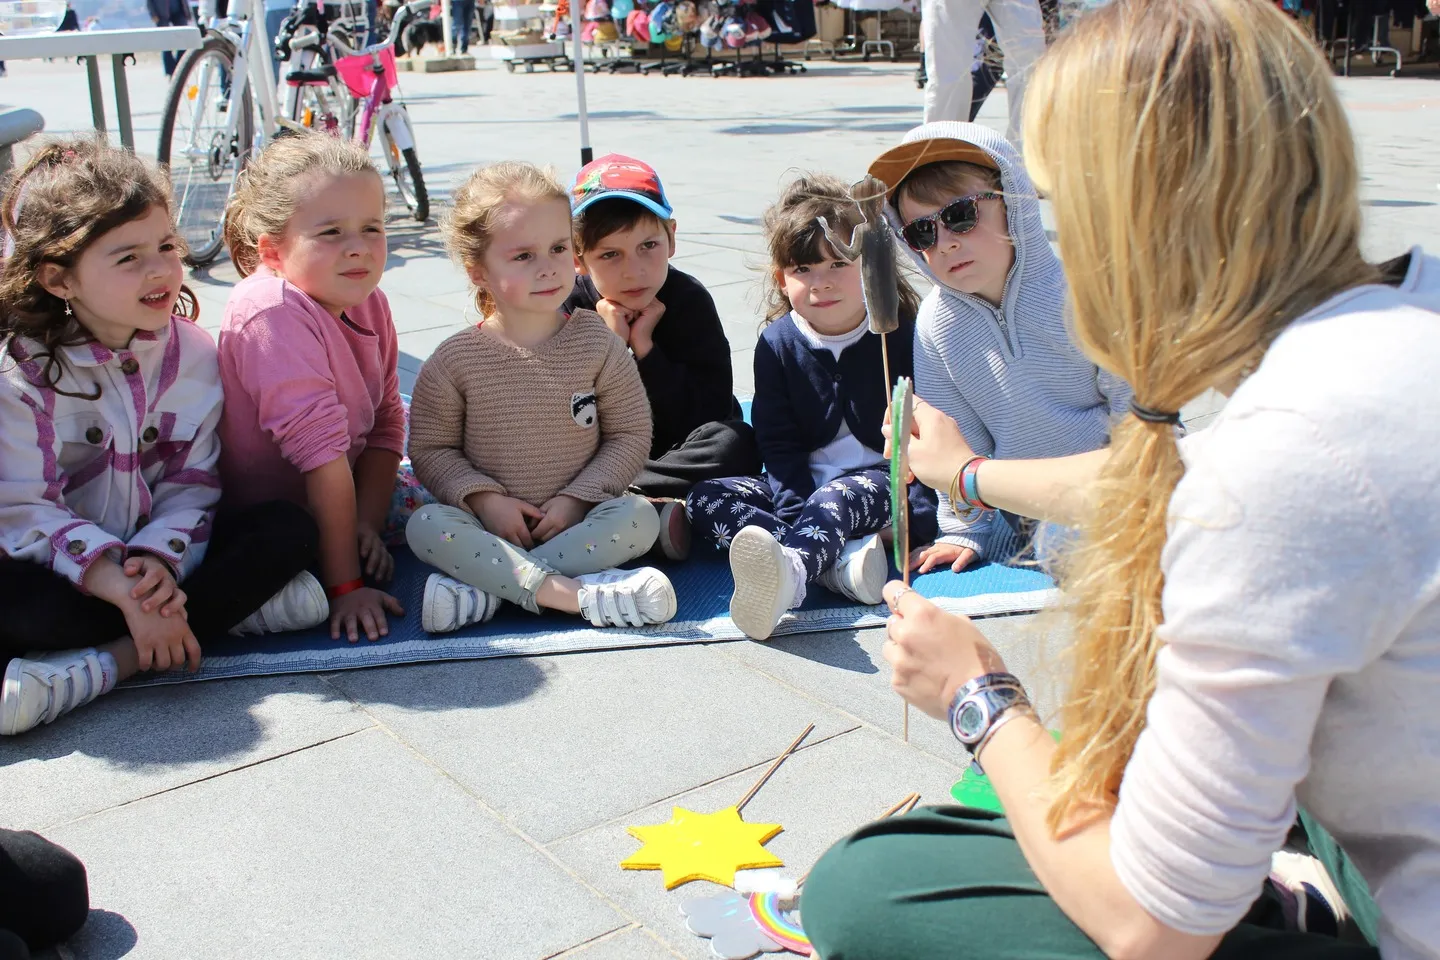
[451,0,476,52]
[147,0,193,77]
[919,0,1045,148]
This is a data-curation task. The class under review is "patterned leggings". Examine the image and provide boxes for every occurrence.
[687,468,891,583]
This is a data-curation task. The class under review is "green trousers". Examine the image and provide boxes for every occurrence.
[803,806,1381,959]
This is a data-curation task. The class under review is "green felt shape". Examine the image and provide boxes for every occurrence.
[949,731,1063,813]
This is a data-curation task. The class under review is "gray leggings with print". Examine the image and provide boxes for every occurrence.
[406,495,660,613]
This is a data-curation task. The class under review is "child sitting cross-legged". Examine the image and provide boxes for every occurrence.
[563,154,760,559]
[687,174,938,641]
[405,161,678,633]
[0,139,321,735]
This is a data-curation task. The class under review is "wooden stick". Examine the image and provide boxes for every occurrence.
[881,330,893,397]
[796,793,919,889]
[736,723,815,813]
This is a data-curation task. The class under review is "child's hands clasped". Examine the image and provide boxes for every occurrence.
[356,522,394,582]
[330,587,404,643]
[595,299,633,343]
[596,298,664,359]
[531,495,589,543]
[123,601,201,672]
[469,490,546,549]
[123,553,189,618]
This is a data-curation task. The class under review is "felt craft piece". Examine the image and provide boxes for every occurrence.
[749,891,812,955]
[681,892,786,959]
[889,377,914,573]
[815,176,900,336]
[621,806,784,889]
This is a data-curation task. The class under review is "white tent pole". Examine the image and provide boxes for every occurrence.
[570,0,591,164]
[441,0,454,55]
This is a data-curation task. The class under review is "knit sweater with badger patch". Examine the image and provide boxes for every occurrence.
[408,310,653,508]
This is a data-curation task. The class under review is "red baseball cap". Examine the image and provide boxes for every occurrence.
[570,154,674,219]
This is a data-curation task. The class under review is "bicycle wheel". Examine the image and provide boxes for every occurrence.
[379,108,428,223]
[157,35,256,266]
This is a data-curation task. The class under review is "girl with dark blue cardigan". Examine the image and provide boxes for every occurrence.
[686,175,938,640]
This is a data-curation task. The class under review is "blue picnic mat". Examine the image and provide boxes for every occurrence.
[123,539,1055,687]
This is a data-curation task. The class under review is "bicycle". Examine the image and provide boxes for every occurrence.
[157,0,283,266]
[276,0,429,222]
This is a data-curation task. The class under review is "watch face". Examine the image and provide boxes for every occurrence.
[956,700,987,742]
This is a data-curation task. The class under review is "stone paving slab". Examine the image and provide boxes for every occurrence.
[716,612,1070,768]
[548,725,962,959]
[560,926,683,959]
[48,728,629,960]
[0,674,372,832]
[323,645,862,844]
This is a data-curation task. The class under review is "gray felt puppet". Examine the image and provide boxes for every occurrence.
[816,175,901,338]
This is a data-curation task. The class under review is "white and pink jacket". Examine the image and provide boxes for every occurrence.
[0,316,224,587]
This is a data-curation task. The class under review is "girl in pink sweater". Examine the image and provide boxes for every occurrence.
[217,134,407,644]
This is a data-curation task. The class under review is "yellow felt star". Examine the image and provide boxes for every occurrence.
[620,805,784,889]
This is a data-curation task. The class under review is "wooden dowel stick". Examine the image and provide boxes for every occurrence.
[736,723,815,813]
[881,331,893,397]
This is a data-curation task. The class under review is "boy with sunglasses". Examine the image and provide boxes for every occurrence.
[870,122,1131,573]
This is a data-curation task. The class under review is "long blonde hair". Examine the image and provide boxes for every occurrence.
[223,132,378,278]
[443,161,569,317]
[1023,0,1379,831]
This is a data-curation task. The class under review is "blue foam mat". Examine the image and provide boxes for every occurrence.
[124,543,1055,686]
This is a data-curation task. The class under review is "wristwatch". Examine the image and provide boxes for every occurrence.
[948,673,1031,772]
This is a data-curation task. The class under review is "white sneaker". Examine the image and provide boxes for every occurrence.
[1,649,113,736]
[576,567,677,628]
[229,571,329,636]
[817,533,888,605]
[728,525,803,641]
[421,574,501,634]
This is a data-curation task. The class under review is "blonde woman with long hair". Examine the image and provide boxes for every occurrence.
[802,0,1439,957]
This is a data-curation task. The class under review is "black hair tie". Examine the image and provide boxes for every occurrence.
[1130,400,1181,425]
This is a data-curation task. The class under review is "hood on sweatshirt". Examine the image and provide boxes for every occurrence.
[868,121,1061,335]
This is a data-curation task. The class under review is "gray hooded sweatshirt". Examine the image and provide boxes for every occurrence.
[891,122,1131,555]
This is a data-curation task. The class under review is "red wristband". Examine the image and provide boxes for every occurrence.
[327,578,365,600]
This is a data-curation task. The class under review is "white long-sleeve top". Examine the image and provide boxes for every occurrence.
[1110,248,1440,958]
[0,317,224,586]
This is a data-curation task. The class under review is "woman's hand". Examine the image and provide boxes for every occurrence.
[882,580,1007,720]
[530,495,589,543]
[124,554,187,618]
[909,541,978,574]
[330,587,404,643]
[883,397,976,492]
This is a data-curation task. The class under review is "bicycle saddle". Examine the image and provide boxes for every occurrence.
[285,65,339,83]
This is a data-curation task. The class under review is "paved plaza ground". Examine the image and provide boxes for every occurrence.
[0,52,1437,959]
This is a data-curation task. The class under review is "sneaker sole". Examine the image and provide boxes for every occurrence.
[729,529,790,641]
[638,567,679,623]
[658,501,691,561]
[1,659,25,736]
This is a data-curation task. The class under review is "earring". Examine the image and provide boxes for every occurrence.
[64,300,72,316]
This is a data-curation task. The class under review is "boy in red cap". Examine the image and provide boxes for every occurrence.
[565,154,760,561]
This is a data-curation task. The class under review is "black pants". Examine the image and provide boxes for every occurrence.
[0,829,88,958]
[0,500,318,670]
[631,420,762,500]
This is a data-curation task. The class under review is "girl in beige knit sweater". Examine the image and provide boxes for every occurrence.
[405,162,678,633]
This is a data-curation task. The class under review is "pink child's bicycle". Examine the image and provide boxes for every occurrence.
[278,0,429,221]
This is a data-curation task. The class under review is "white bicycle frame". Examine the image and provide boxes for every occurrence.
[185,0,281,159]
